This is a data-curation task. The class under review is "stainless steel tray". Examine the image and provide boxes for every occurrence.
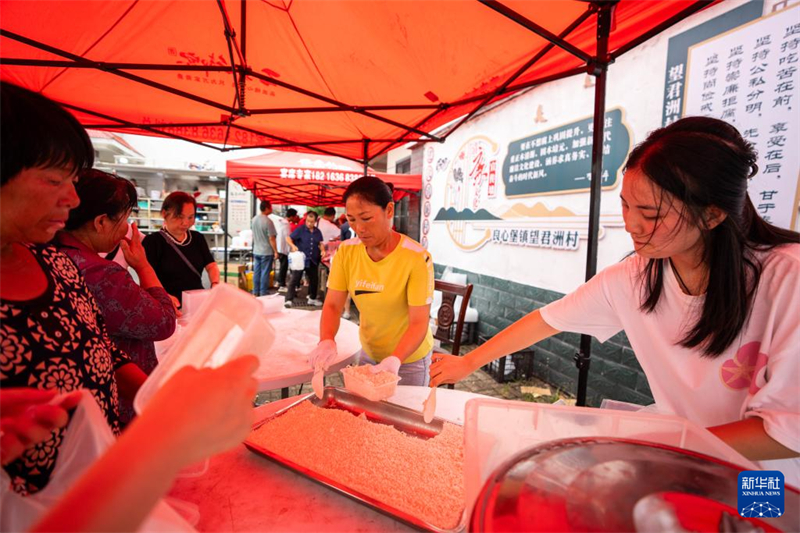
[244,387,466,533]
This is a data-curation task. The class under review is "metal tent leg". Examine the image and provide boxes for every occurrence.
[576,1,616,407]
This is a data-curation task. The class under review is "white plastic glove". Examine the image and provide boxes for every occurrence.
[307,339,338,372]
[369,355,401,376]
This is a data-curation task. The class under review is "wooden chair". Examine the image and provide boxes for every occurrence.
[432,279,474,390]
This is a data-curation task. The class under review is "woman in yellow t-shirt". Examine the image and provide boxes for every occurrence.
[308,177,435,386]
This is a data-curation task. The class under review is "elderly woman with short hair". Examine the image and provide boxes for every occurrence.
[0,82,138,493]
[142,191,220,307]
[55,169,176,425]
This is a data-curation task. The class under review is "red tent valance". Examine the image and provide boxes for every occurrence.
[227,151,420,206]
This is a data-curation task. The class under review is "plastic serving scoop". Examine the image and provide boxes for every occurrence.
[312,363,325,399]
[422,386,437,423]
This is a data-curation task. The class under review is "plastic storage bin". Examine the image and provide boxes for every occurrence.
[463,398,756,514]
[134,284,276,413]
[181,289,211,318]
[341,366,401,402]
[257,294,285,315]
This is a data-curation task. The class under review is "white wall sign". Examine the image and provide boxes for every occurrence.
[226,179,252,237]
[684,4,800,229]
[418,0,790,295]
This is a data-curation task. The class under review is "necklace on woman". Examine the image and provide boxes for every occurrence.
[669,259,694,295]
[161,228,192,247]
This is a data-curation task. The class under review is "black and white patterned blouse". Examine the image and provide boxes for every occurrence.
[0,245,130,495]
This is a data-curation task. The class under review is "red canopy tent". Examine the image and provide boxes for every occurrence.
[227,152,421,207]
[0,1,716,163]
[0,0,720,404]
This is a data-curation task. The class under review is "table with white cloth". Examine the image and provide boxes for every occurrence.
[155,308,362,398]
[254,308,361,398]
[167,387,488,532]
[210,246,252,262]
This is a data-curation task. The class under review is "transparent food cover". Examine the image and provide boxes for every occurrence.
[470,438,799,533]
[134,284,275,413]
[463,398,757,517]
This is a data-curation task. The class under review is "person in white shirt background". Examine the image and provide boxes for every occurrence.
[430,116,800,486]
[317,206,341,243]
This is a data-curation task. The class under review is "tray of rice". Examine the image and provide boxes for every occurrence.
[245,387,466,533]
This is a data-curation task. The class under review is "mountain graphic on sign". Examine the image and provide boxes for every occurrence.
[500,202,577,218]
[434,207,501,221]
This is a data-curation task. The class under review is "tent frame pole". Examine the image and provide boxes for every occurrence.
[58,101,225,151]
[235,138,440,150]
[240,0,247,62]
[443,7,592,144]
[229,122,368,163]
[363,140,369,177]
[251,185,258,278]
[215,0,247,116]
[1,0,713,164]
[244,69,442,142]
[247,104,440,114]
[611,1,715,60]
[575,0,616,407]
[371,3,593,162]
[82,121,223,129]
[478,0,592,63]
[224,177,230,284]
[0,30,235,114]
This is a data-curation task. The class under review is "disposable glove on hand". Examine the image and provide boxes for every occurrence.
[369,355,401,376]
[307,339,337,372]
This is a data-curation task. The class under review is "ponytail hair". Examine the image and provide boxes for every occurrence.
[626,117,799,357]
[342,176,393,209]
[66,169,137,230]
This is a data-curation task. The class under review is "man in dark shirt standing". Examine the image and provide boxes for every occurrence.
[285,211,325,307]
[340,219,354,241]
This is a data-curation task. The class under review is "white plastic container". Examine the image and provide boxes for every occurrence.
[134,284,276,413]
[288,251,306,271]
[341,366,401,402]
[463,398,756,514]
[181,288,211,318]
[257,294,285,315]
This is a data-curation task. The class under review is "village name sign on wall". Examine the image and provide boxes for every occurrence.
[431,109,631,253]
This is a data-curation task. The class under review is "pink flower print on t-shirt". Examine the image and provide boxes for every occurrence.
[719,341,768,393]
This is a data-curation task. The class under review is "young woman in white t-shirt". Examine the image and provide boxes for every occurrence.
[430,117,800,477]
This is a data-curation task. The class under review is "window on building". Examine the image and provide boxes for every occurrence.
[395,157,411,174]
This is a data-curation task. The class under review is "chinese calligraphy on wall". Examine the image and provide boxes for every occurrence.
[490,228,580,251]
[662,1,763,127]
[684,6,800,229]
[501,109,630,197]
[226,179,252,236]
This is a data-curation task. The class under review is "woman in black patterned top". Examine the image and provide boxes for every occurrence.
[0,82,137,495]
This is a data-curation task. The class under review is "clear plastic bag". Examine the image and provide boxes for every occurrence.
[135,284,275,414]
[0,390,193,532]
